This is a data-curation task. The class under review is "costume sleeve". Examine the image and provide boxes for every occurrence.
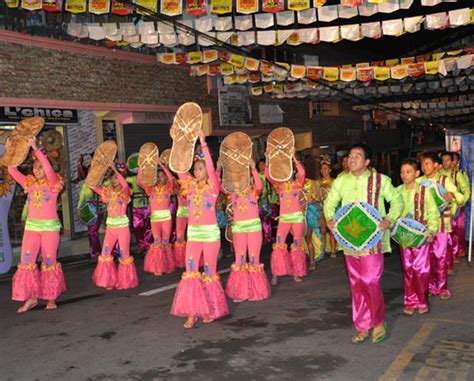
[203,145,220,195]
[160,164,175,193]
[137,171,154,195]
[295,161,305,187]
[117,173,131,198]
[177,172,190,182]
[423,188,440,235]
[381,175,403,224]
[7,167,26,188]
[91,186,104,197]
[252,168,263,196]
[264,165,277,187]
[323,177,342,221]
[34,149,59,187]
[456,171,471,206]
[444,176,464,205]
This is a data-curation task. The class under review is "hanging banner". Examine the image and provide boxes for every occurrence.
[208,64,221,76]
[401,56,415,64]
[187,51,203,64]
[424,60,440,75]
[22,0,42,10]
[251,86,263,96]
[262,0,284,13]
[161,0,182,16]
[341,0,362,6]
[135,0,158,14]
[385,58,399,67]
[323,67,339,82]
[244,57,260,71]
[357,67,374,82]
[221,63,234,75]
[390,65,409,80]
[211,0,232,14]
[202,50,218,63]
[237,0,258,14]
[175,52,187,64]
[307,66,323,80]
[291,65,306,79]
[408,63,425,77]
[43,0,62,12]
[314,0,326,5]
[230,54,245,67]
[111,0,133,14]
[89,0,110,14]
[186,0,207,16]
[340,68,356,82]
[5,0,19,8]
[374,67,391,81]
[65,0,86,13]
[288,0,310,11]
[159,53,176,64]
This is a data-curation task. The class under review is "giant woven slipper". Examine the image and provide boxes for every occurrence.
[169,102,202,173]
[138,142,159,187]
[160,148,171,167]
[86,141,117,188]
[266,127,295,182]
[1,117,45,167]
[219,132,253,194]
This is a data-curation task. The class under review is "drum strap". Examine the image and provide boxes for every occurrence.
[415,186,426,225]
[440,175,447,231]
[367,172,382,254]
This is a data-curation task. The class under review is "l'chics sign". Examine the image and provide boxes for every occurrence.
[0,107,78,124]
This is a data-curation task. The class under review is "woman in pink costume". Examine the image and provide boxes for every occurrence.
[138,159,176,275]
[173,178,189,269]
[266,152,307,285]
[171,131,229,329]
[222,160,271,303]
[7,139,66,313]
[90,163,138,290]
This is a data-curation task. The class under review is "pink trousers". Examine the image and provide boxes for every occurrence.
[173,217,188,268]
[171,240,229,320]
[345,253,385,332]
[429,232,450,297]
[144,220,175,274]
[452,208,466,257]
[93,226,138,290]
[12,230,66,301]
[401,244,430,309]
[226,230,271,301]
[271,222,307,277]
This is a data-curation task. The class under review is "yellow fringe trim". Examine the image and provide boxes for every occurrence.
[272,243,287,250]
[231,263,249,272]
[181,271,202,280]
[18,263,37,271]
[98,255,114,263]
[174,241,186,248]
[41,263,62,271]
[202,273,221,283]
[248,264,265,273]
[119,256,135,265]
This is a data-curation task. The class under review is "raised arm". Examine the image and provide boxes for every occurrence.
[294,158,305,187]
[198,131,220,195]
[250,160,263,195]
[33,142,58,187]
[160,162,175,193]
[8,166,27,188]
[116,172,130,197]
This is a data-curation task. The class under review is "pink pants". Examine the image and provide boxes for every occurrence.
[171,239,229,320]
[12,230,66,301]
[276,221,305,247]
[345,253,385,332]
[429,232,450,297]
[93,226,138,290]
[452,208,466,257]
[232,231,263,266]
[151,220,172,244]
[176,217,188,242]
[144,220,175,274]
[401,244,430,309]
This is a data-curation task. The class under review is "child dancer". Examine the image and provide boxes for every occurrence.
[266,151,307,285]
[316,160,337,258]
[138,159,176,275]
[398,159,439,315]
[224,159,271,302]
[171,131,229,328]
[90,162,138,290]
[7,138,66,313]
[174,176,189,268]
[419,152,462,300]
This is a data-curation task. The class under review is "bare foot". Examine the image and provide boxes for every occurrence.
[203,317,214,324]
[271,276,278,286]
[418,307,429,315]
[183,316,198,329]
[154,272,162,276]
[293,276,303,283]
[309,261,316,271]
[403,307,415,316]
[17,299,38,314]
[45,300,57,310]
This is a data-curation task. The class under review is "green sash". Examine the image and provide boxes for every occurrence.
[232,218,262,234]
[106,215,129,228]
[280,211,305,223]
[151,210,171,222]
[177,206,189,218]
[25,219,61,232]
[188,224,220,242]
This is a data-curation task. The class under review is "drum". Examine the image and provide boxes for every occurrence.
[78,202,98,226]
[391,217,428,248]
[333,202,383,252]
[419,180,448,213]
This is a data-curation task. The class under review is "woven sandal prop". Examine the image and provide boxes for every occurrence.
[138,142,159,187]
[266,127,295,182]
[160,148,171,167]
[1,117,45,167]
[219,132,253,194]
[169,102,203,174]
[86,141,117,188]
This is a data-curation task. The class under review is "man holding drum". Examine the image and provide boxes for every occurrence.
[324,144,403,344]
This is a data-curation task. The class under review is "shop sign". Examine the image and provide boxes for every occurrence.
[0,107,78,124]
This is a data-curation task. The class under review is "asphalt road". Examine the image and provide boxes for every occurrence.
[1,244,473,381]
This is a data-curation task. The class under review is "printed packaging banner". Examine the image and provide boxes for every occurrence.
[288,0,310,11]
[43,0,62,11]
[186,0,206,16]
[262,0,284,13]
[22,0,42,10]
[6,0,19,8]
[65,0,86,13]
[89,0,110,14]
[237,0,259,14]
[161,0,182,16]
[211,0,232,14]
[135,0,157,14]
[111,0,133,15]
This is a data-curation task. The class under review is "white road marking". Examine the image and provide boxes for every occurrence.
[138,268,231,296]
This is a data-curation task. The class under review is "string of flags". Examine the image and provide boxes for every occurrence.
[7,0,459,17]
[65,7,473,48]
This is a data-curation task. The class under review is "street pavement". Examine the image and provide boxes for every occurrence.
[1,244,473,381]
